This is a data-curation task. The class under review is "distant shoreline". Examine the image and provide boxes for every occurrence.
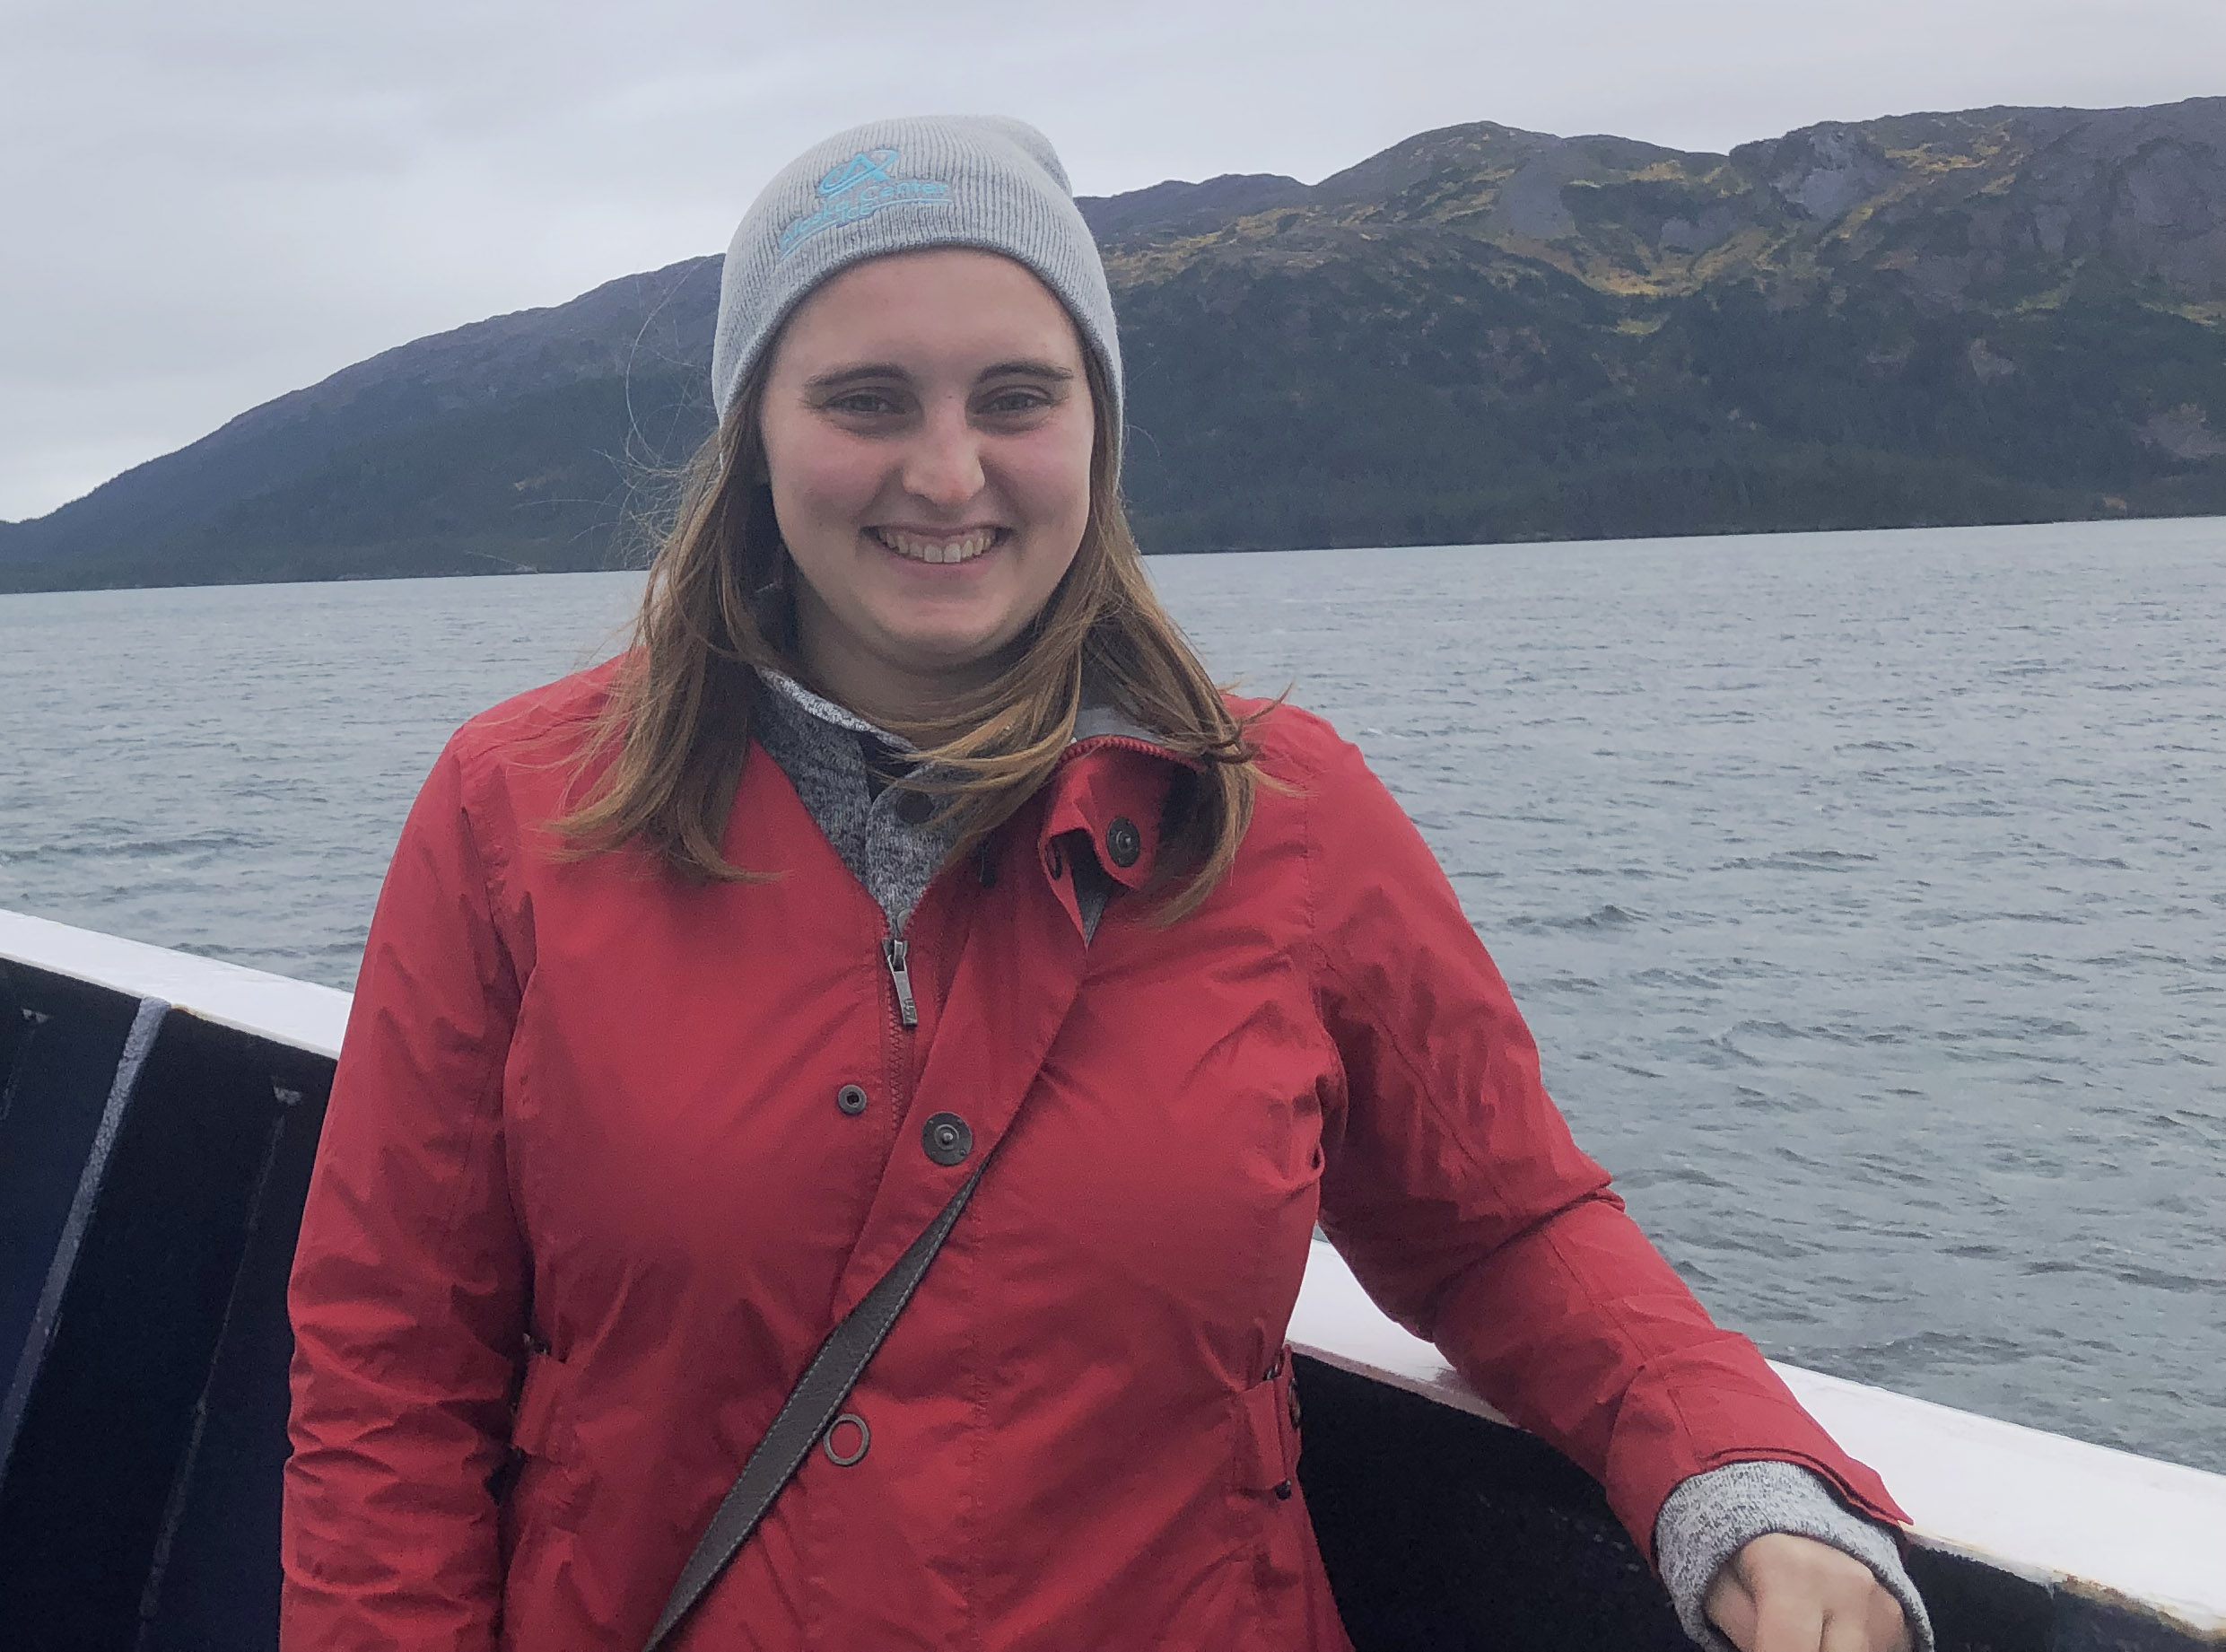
[6,511,2220,600]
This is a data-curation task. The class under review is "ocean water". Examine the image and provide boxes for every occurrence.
[3,518,2221,1474]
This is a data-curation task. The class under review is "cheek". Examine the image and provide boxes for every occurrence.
[765,431,876,536]
[1008,424,1096,538]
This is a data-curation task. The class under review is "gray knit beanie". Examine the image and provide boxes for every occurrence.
[711,115,1122,441]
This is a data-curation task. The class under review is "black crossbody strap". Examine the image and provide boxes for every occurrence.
[641,1158,990,1652]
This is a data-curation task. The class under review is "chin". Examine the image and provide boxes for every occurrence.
[882,621,1026,683]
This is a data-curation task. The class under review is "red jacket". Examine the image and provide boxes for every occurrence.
[283,661,1905,1651]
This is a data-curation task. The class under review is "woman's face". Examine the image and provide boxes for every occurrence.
[756,248,1096,721]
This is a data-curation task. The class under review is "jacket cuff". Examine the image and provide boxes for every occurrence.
[1654,1460,1934,1652]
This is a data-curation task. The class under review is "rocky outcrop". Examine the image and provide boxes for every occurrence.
[1077,173,1314,240]
[1757,125,1899,223]
[2141,405,2226,459]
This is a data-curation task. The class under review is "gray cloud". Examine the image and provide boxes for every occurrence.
[4,0,2222,519]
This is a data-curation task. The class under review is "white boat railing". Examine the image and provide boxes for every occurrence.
[1290,1239,2226,1634]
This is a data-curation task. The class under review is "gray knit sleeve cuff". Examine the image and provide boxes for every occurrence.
[1653,1460,1934,1652]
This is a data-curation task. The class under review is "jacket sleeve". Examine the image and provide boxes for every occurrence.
[282,738,529,1650]
[1298,728,1907,1558]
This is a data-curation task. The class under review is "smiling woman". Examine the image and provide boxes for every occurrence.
[277,115,1932,1652]
[528,121,1261,909]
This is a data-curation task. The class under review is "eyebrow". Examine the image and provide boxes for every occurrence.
[802,362,906,391]
[976,359,1075,383]
[801,358,1077,392]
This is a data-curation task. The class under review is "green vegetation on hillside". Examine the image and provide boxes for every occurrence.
[1108,106,2226,551]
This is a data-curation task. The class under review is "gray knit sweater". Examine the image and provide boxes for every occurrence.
[752,670,1933,1650]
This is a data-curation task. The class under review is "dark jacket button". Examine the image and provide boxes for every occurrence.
[895,789,934,827]
[921,1112,973,1166]
[836,1084,869,1115]
[1104,816,1141,869]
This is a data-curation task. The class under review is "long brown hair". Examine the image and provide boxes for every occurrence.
[551,345,1268,919]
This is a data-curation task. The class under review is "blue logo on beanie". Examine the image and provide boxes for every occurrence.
[779,147,950,258]
[818,149,899,196]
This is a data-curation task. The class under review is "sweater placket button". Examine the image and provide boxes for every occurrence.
[922,1112,973,1166]
[1104,817,1141,869]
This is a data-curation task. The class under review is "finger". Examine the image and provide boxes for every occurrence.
[1870,1586,1913,1652]
[1707,1569,1761,1651]
[1750,1587,1826,1652]
[1820,1604,1874,1652]
[1819,1585,1908,1652]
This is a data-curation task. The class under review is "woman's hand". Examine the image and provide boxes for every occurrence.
[1705,1532,1913,1652]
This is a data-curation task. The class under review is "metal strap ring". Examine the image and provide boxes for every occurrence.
[823,1412,870,1466]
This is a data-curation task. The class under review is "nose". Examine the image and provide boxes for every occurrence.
[900,398,984,508]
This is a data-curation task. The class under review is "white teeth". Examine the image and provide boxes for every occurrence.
[877,528,997,564]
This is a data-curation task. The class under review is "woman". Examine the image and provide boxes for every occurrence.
[283,117,1932,1652]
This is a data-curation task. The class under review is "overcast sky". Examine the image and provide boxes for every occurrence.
[4,0,2222,521]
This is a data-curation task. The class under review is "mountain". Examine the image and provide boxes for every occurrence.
[1105,101,2226,550]
[6,99,2223,591]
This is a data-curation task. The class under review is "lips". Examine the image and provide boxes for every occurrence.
[870,526,1001,564]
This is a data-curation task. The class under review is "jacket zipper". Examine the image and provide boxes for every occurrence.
[881,937,918,1029]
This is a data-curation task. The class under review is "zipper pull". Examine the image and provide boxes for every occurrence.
[881,938,918,1028]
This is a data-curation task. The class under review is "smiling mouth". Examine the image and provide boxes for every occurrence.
[870,526,1002,564]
